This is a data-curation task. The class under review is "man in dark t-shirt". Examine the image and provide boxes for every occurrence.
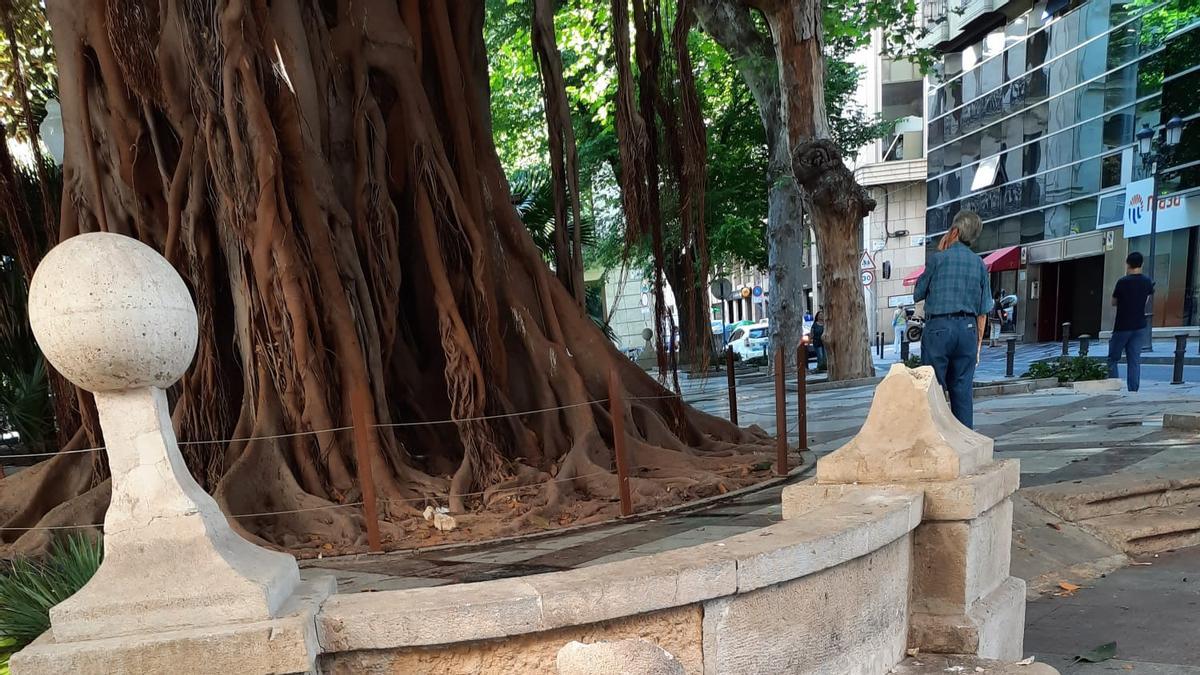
[1108,252,1154,392]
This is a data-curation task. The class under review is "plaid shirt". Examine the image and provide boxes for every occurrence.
[914,242,994,317]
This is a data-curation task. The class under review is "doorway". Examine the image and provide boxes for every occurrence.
[1035,255,1105,341]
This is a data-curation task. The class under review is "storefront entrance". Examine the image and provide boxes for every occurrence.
[1035,255,1106,341]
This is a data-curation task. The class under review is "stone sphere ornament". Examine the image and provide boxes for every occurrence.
[28,231,198,392]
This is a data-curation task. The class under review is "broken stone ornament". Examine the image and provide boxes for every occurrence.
[28,232,300,641]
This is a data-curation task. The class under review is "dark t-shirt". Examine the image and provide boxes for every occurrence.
[1112,274,1154,332]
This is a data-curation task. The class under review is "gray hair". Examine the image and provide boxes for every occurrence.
[951,210,983,246]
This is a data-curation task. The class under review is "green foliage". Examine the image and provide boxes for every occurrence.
[0,255,52,451]
[824,0,936,70]
[743,355,768,367]
[903,355,923,369]
[0,0,56,141]
[0,535,103,658]
[508,165,597,260]
[1023,357,1109,383]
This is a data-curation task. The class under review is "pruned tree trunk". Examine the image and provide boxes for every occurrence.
[763,0,875,380]
[0,0,773,556]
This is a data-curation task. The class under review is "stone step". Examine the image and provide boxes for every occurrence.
[1080,502,1200,556]
[1023,470,1200,521]
[889,654,1058,674]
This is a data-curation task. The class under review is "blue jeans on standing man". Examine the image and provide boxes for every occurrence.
[922,315,979,428]
[1107,329,1143,392]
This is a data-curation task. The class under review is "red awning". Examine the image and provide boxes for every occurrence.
[982,245,1020,272]
[903,245,1021,287]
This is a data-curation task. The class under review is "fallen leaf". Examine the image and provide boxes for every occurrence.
[1073,641,1116,664]
[1057,581,1081,594]
[1015,656,1036,666]
[528,514,551,529]
[906,648,920,657]
[1124,666,1134,671]
[717,483,728,494]
[1046,522,1062,530]
[975,668,985,673]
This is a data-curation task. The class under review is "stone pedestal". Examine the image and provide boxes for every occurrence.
[14,233,328,673]
[784,365,1025,660]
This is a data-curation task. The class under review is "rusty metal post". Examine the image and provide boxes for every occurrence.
[351,415,383,552]
[608,369,633,516]
[726,345,738,426]
[774,347,787,476]
[796,342,808,452]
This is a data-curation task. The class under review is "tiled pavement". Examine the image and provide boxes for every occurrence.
[303,375,1200,593]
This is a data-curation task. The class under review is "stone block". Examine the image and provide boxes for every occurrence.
[817,365,993,484]
[784,460,1019,522]
[735,491,922,592]
[1024,471,1200,521]
[908,576,1026,660]
[1069,378,1122,393]
[911,499,1013,615]
[702,537,911,675]
[529,549,736,629]
[318,577,544,651]
[890,654,1058,674]
[556,639,685,675]
[1164,412,1200,431]
[12,576,333,675]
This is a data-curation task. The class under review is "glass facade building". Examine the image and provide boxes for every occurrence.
[924,0,1199,339]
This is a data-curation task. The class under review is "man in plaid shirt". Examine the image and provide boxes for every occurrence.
[914,210,994,428]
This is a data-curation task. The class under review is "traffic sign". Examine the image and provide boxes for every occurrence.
[709,277,733,301]
[861,270,874,287]
[752,285,763,297]
[860,251,875,270]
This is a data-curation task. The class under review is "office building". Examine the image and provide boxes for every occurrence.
[922,0,1198,340]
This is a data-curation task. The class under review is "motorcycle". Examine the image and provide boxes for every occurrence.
[904,307,924,343]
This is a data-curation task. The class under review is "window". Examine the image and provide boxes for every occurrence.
[972,155,1002,191]
[748,328,768,339]
[882,80,923,122]
[1099,191,1125,225]
[1101,153,1123,188]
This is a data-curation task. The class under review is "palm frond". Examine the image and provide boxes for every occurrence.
[0,534,103,652]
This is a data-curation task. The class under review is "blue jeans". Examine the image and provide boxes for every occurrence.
[1107,329,1143,392]
[922,316,979,428]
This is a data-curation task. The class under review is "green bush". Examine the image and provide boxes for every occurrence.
[1023,356,1108,383]
[0,534,103,666]
[743,355,767,367]
[903,355,923,369]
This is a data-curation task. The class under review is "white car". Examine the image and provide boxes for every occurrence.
[726,321,816,362]
[727,322,771,360]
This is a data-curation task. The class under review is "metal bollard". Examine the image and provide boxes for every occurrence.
[725,346,738,426]
[900,333,910,361]
[1060,322,1071,359]
[1172,334,1188,385]
[1079,335,1090,357]
[1006,338,1016,378]
[796,342,808,452]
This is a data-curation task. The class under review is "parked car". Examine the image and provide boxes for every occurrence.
[727,322,770,360]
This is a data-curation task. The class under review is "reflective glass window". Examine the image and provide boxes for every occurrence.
[1163,25,1199,78]
[1101,153,1123,188]
[1103,107,1135,151]
[1163,69,1200,122]
[1099,191,1125,225]
[1045,203,1071,239]
[1027,29,1050,70]
[1070,197,1099,234]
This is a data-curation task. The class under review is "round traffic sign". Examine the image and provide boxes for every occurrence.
[709,277,733,300]
[861,270,874,286]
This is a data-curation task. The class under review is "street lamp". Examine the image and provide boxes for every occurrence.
[1136,115,1185,349]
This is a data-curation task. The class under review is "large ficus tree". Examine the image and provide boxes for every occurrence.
[0,0,774,554]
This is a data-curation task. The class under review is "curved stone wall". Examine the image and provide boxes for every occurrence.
[316,489,923,674]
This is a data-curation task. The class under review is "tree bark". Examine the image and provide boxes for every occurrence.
[748,0,875,380]
[693,0,806,371]
[0,0,774,556]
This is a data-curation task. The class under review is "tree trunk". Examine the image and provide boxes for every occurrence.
[763,0,875,380]
[0,0,773,556]
[766,169,806,369]
[664,253,712,366]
